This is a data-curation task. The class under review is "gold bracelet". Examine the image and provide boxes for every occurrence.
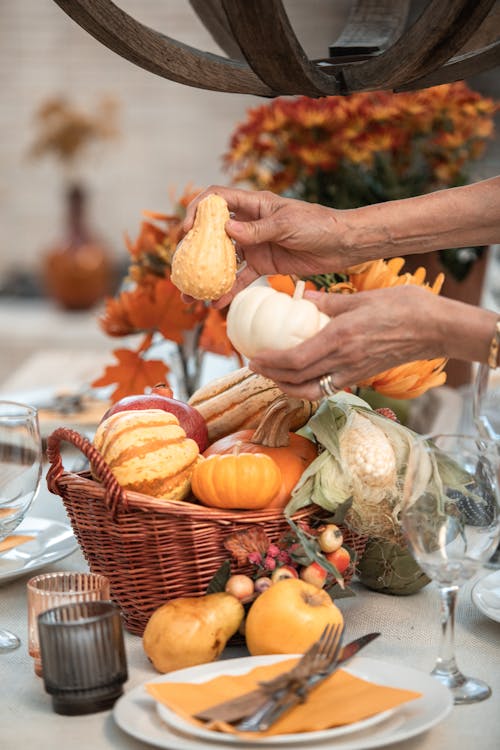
[488,320,500,369]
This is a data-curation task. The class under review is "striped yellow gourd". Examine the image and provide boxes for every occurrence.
[93,409,200,502]
[188,366,316,443]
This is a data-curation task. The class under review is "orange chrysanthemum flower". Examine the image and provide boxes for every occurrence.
[358,358,447,400]
[224,82,498,210]
[348,258,444,294]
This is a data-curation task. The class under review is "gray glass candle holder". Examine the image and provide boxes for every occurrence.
[37,600,128,715]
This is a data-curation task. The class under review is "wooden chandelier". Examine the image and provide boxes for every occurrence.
[53,0,500,97]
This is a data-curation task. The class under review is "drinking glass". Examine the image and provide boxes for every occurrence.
[0,401,42,652]
[401,432,500,704]
[472,363,500,568]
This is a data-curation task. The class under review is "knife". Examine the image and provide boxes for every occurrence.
[194,632,380,726]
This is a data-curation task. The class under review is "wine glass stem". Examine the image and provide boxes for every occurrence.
[433,584,462,680]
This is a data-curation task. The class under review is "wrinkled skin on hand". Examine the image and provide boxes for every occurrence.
[248,286,446,400]
[181,183,499,395]
[182,186,352,307]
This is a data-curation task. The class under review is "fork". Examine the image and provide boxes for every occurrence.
[235,623,343,733]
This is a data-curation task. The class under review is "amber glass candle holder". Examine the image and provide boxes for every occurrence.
[27,571,110,677]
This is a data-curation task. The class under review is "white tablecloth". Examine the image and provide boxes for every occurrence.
[1,345,500,749]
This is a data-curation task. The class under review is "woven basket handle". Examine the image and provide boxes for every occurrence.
[46,427,126,517]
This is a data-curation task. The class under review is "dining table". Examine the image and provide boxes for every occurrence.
[1,343,500,750]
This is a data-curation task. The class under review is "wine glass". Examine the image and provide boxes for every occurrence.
[0,401,43,652]
[473,363,500,568]
[401,432,500,704]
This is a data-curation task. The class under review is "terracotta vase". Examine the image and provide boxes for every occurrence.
[403,247,490,389]
[42,183,115,311]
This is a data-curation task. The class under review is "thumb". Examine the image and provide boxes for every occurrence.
[304,290,357,316]
[225,217,276,246]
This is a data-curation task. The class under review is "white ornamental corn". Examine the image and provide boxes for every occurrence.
[339,413,397,488]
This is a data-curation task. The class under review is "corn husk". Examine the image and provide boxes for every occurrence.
[287,392,476,542]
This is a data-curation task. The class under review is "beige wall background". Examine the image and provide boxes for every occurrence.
[0,0,354,280]
[1,1,498,284]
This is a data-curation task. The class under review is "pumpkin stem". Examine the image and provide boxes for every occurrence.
[292,279,306,300]
[232,441,242,456]
[251,395,304,448]
[152,383,174,398]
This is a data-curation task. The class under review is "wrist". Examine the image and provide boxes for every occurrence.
[339,200,439,265]
[337,178,500,267]
[436,298,499,365]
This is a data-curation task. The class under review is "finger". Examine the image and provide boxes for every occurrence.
[225,214,283,247]
[250,323,341,381]
[182,188,214,232]
[183,186,269,233]
[304,290,358,316]
[249,353,337,386]
[270,370,352,401]
[212,265,260,309]
[270,377,323,402]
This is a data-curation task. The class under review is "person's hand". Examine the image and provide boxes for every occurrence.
[182,186,352,307]
[247,285,446,400]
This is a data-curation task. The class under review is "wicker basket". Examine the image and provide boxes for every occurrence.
[46,427,367,636]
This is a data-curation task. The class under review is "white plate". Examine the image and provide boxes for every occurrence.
[472,570,500,623]
[113,655,453,750]
[0,517,78,585]
[155,656,396,745]
[0,386,109,438]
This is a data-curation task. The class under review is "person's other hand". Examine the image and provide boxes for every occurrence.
[247,285,446,400]
[181,186,351,307]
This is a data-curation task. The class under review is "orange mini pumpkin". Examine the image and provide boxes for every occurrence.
[191,449,281,510]
[203,396,317,509]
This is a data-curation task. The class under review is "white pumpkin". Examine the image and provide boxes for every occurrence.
[226,281,330,359]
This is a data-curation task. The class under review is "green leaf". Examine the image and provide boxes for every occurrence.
[325,583,356,600]
[285,517,347,584]
[205,560,231,593]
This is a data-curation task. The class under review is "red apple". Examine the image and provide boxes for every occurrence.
[300,562,328,589]
[225,574,255,603]
[325,547,351,576]
[318,524,343,554]
[101,384,209,451]
[271,565,299,584]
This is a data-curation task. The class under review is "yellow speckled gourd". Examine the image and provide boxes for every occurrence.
[188,366,317,443]
[171,193,236,300]
[92,409,201,502]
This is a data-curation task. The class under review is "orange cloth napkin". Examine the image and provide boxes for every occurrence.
[146,658,421,738]
[0,534,35,554]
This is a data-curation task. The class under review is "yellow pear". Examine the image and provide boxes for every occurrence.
[143,592,244,673]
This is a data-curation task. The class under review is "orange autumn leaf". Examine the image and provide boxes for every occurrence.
[99,295,135,337]
[91,348,171,403]
[153,278,207,343]
[223,527,270,565]
[113,277,206,344]
[199,307,241,360]
[267,275,316,295]
[124,220,167,259]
